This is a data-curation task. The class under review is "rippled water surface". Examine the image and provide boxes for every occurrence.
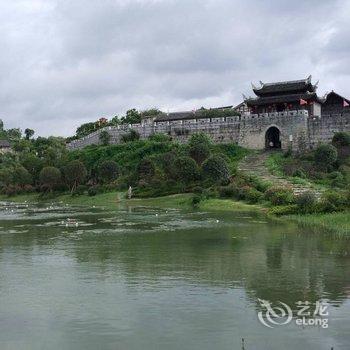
[0,201,349,350]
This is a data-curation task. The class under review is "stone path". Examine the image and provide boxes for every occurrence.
[238,151,323,198]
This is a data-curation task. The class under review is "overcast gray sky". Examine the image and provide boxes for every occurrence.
[1,0,349,136]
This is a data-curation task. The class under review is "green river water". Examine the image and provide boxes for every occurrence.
[0,201,349,350]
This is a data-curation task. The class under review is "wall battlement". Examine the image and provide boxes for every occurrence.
[67,110,350,151]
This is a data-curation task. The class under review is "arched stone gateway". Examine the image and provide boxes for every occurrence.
[265,126,281,149]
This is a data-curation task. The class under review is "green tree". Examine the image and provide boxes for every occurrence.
[173,156,199,183]
[0,168,12,186]
[189,132,211,164]
[314,144,338,171]
[13,139,32,153]
[121,129,140,143]
[202,154,230,182]
[12,166,32,186]
[6,128,22,142]
[39,166,61,192]
[24,128,35,140]
[120,109,141,125]
[99,130,111,146]
[109,116,121,126]
[20,153,44,180]
[332,132,350,147]
[76,122,96,138]
[98,160,119,183]
[137,159,155,180]
[63,160,87,193]
[332,132,350,162]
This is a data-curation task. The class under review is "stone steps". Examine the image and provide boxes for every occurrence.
[238,151,324,199]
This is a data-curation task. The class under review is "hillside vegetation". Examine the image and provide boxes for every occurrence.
[0,115,349,234]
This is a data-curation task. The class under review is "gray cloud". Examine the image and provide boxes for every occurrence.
[0,0,349,136]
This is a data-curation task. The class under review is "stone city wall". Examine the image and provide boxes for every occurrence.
[67,110,350,151]
[307,112,350,149]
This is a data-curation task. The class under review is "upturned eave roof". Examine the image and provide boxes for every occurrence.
[252,76,317,97]
[245,92,321,106]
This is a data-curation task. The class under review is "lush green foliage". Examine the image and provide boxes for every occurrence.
[173,156,200,183]
[314,144,338,170]
[39,166,61,192]
[332,132,350,147]
[188,132,211,165]
[63,133,245,198]
[137,159,155,181]
[98,160,119,183]
[99,130,111,146]
[202,154,230,182]
[121,129,140,143]
[63,160,87,193]
[266,134,350,190]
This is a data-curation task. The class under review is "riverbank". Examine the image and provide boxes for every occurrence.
[287,212,350,235]
[0,191,348,234]
[0,191,261,212]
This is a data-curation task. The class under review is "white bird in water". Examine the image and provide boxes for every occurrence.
[65,218,78,227]
[216,219,219,223]
[155,213,158,217]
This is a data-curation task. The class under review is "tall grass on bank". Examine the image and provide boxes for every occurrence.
[288,211,350,235]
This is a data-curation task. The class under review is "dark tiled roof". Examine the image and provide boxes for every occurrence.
[155,111,200,122]
[324,91,350,105]
[246,93,320,106]
[253,77,316,96]
[0,140,10,148]
[154,107,235,122]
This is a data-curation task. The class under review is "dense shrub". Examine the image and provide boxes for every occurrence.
[293,169,306,178]
[247,176,271,192]
[173,156,200,183]
[148,133,171,142]
[245,188,263,204]
[202,154,230,182]
[2,185,21,196]
[332,132,350,147]
[63,160,87,193]
[218,184,237,198]
[121,130,140,143]
[98,160,119,183]
[320,191,348,212]
[192,186,204,195]
[188,132,211,165]
[198,187,218,199]
[137,159,155,180]
[191,194,202,208]
[265,186,295,205]
[88,186,99,196]
[332,132,350,162]
[295,191,317,212]
[314,144,338,170]
[99,130,111,146]
[328,171,345,187]
[268,204,299,216]
[236,185,252,201]
[12,166,32,186]
[73,185,87,195]
[23,184,34,193]
[39,166,61,191]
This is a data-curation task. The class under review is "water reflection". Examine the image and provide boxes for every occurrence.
[0,202,349,349]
